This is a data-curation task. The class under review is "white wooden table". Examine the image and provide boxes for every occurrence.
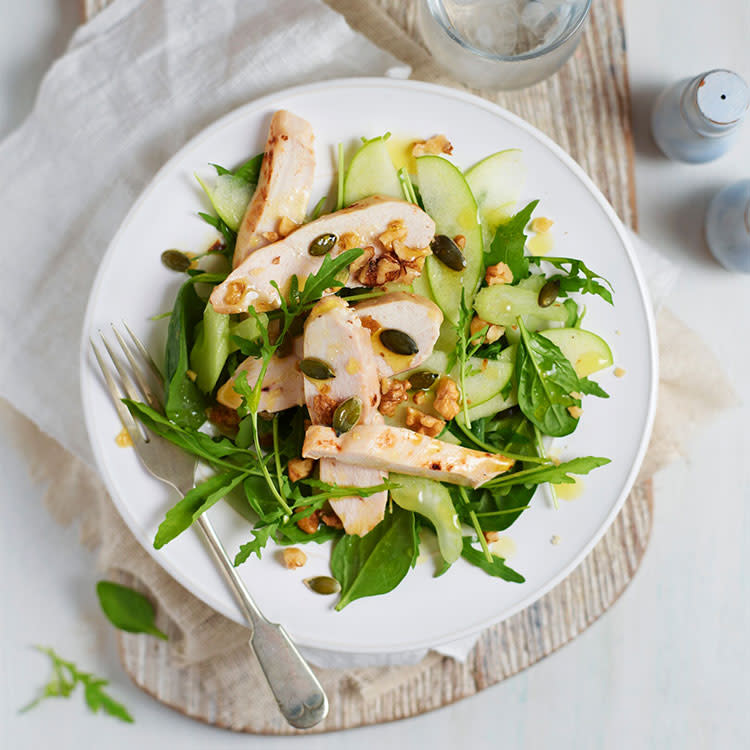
[1,1,749,747]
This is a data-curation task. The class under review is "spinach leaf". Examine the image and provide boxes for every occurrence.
[154,471,248,548]
[331,505,418,611]
[164,280,207,429]
[528,256,614,305]
[21,647,133,723]
[516,318,581,437]
[473,483,537,531]
[198,212,236,256]
[461,538,525,582]
[482,455,611,489]
[485,200,538,283]
[95,581,167,640]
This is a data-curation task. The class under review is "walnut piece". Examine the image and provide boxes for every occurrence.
[412,134,453,157]
[413,390,428,406]
[224,280,246,305]
[483,531,500,543]
[375,255,402,285]
[454,234,466,250]
[567,405,583,418]
[405,407,445,438]
[433,377,461,420]
[311,393,339,426]
[530,216,554,233]
[296,508,320,534]
[206,403,240,436]
[282,547,307,569]
[338,231,362,251]
[288,457,314,483]
[261,231,280,243]
[470,315,505,345]
[378,220,408,251]
[393,240,431,262]
[485,262,514,286]
[379,377,410,416]
[320,507,344,529]
[278,216,299,237]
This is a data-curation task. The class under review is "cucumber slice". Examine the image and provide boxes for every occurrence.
[196,173,254,232]
[416,156,483,324]
[474,284,569,328]
[462,345,515,408]
[465,149,526,244]
[410,271,434,302]
[539,328,613,377]
[459,391,517,423]
[343,136,402,205]
[190,303,230,393]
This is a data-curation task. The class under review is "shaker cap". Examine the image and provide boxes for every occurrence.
[695,70,750,125]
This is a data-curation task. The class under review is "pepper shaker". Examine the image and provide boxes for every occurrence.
[705,180,750,273]
[651,69,749,163]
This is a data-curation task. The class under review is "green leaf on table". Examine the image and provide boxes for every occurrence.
[515,318,582,437]
[331,505,418,611]
[164,279,207,430]
[21,647,134,723]
[484,200,538,283]
[461,538,525,582]
[528,256,614,305]
[95,581,167,640]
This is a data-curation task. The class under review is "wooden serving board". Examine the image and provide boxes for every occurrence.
[84,0,651,734]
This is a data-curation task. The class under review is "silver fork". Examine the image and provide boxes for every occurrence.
[91,323,328,730]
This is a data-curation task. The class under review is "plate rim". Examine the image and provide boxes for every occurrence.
[80,76,658,654]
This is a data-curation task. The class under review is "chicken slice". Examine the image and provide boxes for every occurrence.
[216,337,304,412]
[233,110,315,268]
[303,297,387,536]
[303,424,515,489]
[210,196,435,314]
[354,292,443,377]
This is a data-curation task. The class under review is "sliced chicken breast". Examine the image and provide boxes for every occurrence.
[210,196,435,314]
[303,424,515,489]
[354,292,443,377]
[216,337,304,412]
[303,297,387,536]
[233,110,315,267]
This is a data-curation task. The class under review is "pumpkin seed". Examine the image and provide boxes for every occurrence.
[308,233,338,256]
[332,396,362,435]
[537,278,560,308]
[161,249,192,272]
[299,357,336,380]
[303,576,341,595]
[379,329,419,356]
[409,370,439,390]
[430,234,466,271]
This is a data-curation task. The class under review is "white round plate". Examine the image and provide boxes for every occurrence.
[81,79,657,654]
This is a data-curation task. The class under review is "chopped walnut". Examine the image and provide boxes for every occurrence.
[485,262,514,286]
[405,407,445,438]
[282,547,307,569]
[433,377,461,420]
[454,234,467,250]
[567,405,583,418]
[413,390,428,406]
[288,457,314,483]
[296,508,320,534]
[358,315,380,334]
[278,216,299,237]
[375,255,402,285]
[338,231,362,251]
[412,134,453,157]
[378,220,408,251]
[206,403,240,436]
[224,280,246,305]
[379,377,410,416]
[470,315,504,345]
[261,231,280,243]
[530,216,554,233]
[483,531,500,543]
[312,393,339,425]
[398,260,424,285]
[320,506,344,529]
[393,240,431,262]
[186,369,197,382]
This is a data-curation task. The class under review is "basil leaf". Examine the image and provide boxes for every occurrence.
[164,280,207,429]
[331,505,418,611]
[485,200,538,283]
[95,581,167,640]
[516,319,581,437]
[154,471,247,548]
[461,538,525,582]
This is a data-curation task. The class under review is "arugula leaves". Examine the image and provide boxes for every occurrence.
[460,538,525,582]
[485,200,538,282]
[528,256,614,305]
[164,279,208,429]
[453,290,490,426]
[331,505,418,610]
[482,455,611,489]
[515,318,582,437]
[96,581,168,640]
[21,647,133,723]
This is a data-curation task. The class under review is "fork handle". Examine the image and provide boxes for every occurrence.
[195,515,328,729]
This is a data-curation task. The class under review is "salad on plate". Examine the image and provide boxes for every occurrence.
[125,109,616,611]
